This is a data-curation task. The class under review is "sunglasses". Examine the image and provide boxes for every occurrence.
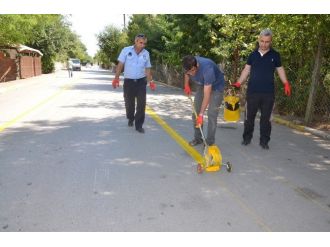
[135,34,145,38]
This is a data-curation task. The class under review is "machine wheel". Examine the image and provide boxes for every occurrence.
[226,162,232,173]
[197,163,203,174]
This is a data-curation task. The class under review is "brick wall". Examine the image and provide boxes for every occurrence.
[0,56,17,82]
[33,57,42,76]
[20,56,34,79]
[20,56,42,78]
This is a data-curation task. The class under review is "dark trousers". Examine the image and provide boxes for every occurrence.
[123,77,147,130]
[243,93,275,144]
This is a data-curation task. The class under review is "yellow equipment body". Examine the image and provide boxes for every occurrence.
[188,95,232,174]
[204,145,222,172]
[224,95,240,122]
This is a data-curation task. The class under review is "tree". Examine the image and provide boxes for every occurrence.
[1,14,90,73]
[97,25,127,65]
[0,15,36,45]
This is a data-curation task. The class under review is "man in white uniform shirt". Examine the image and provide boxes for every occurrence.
[112,34,156,134]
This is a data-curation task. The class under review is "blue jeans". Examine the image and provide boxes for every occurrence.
[193,84,223,145]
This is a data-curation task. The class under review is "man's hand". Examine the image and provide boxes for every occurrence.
[184,84,191,95]
[231,82,241,88]
[195,114,203,128]
[149,81,156,91]
[284,81,291,96]
[112,79,120,89]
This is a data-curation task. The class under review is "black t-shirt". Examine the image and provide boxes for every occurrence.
[247,48,281,94]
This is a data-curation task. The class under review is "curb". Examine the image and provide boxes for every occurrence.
[273,116,330,140]
[154,80,330,141]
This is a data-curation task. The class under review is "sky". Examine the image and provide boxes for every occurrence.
[69,14,126,57]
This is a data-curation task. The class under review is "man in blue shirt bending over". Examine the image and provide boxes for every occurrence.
[183,55,225,146]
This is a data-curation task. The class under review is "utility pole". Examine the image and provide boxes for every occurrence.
[123,14,126,29]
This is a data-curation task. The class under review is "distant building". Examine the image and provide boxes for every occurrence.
[0,45,43,83]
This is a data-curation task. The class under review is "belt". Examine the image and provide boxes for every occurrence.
[125,77,146,82]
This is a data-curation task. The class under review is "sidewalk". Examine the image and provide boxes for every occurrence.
[0,70,69,94]
[273,115,330,140]
[156,80,330,141]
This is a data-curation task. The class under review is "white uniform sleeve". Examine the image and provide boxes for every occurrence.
[118,48,127,63]
[145,52,151,68]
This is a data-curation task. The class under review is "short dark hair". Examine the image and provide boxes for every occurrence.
[182,55,197,72]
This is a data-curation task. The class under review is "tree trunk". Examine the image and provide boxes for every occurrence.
[304,35,324,125]
[232,47,239,83]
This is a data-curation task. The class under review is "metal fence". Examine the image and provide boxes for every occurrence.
[153,63,330,131]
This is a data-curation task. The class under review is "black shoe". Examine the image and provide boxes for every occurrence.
[241,139,251,146]
[136,128,145,134]
[128,120,133,127]
[260,143,269,150]
[189,139,203,146]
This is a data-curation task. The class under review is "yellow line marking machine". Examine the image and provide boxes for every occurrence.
[188,96,232,174]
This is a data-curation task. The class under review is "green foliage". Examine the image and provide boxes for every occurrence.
[93,14,330,123]
[0,14,90,73]
[41,55,55,74]
[0,15,35,45]
[165,15,330,122]
[96,25,128,66]
[258,15,330,117]
[126,15,170,63]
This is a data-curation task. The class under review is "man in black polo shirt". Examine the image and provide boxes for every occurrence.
[232,29,291,150]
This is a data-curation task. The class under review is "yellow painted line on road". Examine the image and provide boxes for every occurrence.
[146,104,272,231]
[146,105,204,164]
[216,179,272,231]
[0,84,72,133]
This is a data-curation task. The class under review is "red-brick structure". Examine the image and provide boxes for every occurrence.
[0,45,43,82]
[0,51,17,82]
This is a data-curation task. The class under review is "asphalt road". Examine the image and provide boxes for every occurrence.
[0,67,329,232]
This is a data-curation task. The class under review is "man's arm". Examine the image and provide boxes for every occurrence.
[276,66,288,85]
[145,68,152,82]
[114,62,124,79]
[199,84,212,115]
[183,74,192,95]
[276,66,291,96]
[237,64,251,84]
[184,74,190,87]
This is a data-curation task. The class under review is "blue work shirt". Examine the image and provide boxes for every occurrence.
[190,56,225,92]
[247,48,282,94]
[117,45,152,79]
